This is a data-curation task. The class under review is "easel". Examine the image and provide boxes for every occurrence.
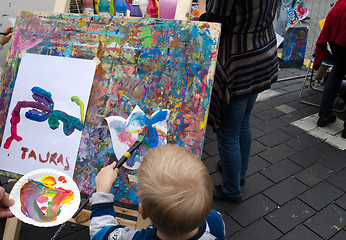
[2,0,193,239]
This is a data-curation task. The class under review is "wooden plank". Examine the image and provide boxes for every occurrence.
[3,217,22,240]
[174,0,193,20]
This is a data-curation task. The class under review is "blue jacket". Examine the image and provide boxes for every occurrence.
[90,192,226,240]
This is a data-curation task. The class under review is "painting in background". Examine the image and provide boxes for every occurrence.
[280,27,308,68]
[0,11,221,204]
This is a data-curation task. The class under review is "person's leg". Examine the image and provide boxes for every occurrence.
[318,42,346,124]
[240,93,258,180]
[216,94,257,199]
[275,0,294,37]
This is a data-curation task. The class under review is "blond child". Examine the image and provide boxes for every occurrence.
[89,144,225,239]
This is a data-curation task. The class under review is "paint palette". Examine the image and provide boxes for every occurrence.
[9,169,80,227]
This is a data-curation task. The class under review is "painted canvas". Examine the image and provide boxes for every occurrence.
[280,27,308,68]
[0,11,221,204]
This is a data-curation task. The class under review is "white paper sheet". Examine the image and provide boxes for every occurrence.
[0,53,96,177]
[105,105,169,170]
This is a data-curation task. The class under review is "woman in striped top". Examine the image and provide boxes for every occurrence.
[199,0,279,203]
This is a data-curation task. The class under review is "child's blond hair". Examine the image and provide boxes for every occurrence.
[137,144,213,236]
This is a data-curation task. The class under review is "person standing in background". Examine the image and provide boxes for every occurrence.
[199,0,279,204]
[313,0,346,138]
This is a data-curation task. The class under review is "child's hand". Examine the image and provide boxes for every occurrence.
[95,161,118,193]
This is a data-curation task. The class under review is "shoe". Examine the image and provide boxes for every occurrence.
[342,129,346,139]
[213,185,241,204]
[217,161,245,186]
[317,115,336,127]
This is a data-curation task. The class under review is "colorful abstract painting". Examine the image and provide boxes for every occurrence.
[0,11,221,204]
[280,27,308,68]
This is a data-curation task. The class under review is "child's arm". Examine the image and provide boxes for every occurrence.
[89,162,141,239]
[90,162,119,238]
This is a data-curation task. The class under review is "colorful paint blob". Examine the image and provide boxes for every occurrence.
[20,175,74,222]
[4,86,84,149]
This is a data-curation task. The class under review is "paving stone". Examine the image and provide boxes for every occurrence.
[285,133,322,152]
[318,150,346,172]
[221,213,242,237]
[335,194,346,211]
[201,151,209,160]
[205,127,217,141]
[299,182,344,211]
[265,199,316,233]
[253,118,288,134]
[257,130,293,148]
[263,177,309,206]
[255,108,285,121]
[251,126,266,139]
[250,140,267,156]
[246,155,270,176]
[203,154,220,174]
[330,229,346,240]
[279,225,321,240]
[226,194,277,227]
[241,173,274,200]
[281,124,306,137]
[289,148,324,168]
[312,140,341,158]
[304,204,346,239]
[258,143,296,164]
[252,101,273,113]
[295,163,333,187]
[230,219,282,240]
[260,159,303,183]
[202,140,219,156]
[328,169,346,192]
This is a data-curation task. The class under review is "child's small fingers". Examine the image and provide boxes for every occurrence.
[110,161,117,168]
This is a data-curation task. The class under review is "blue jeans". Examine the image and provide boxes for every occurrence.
[217,93,258,198]
[319,42,346,128]
[275,0,295,37]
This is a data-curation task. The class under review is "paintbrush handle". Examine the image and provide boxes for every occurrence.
[72,189,96,219]
[0,32,9,35]
[115,140,143,169]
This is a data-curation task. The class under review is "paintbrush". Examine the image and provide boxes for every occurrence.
[0,32,9,35]
[115,126,148,169]
[72,127,148,219]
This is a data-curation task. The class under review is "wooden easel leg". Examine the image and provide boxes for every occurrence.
[3,217,22,240]
[135,213,152,230]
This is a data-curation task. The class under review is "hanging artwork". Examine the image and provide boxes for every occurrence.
[0,11,221,204]
[280,27,309,68]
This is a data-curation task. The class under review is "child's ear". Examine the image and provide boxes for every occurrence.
[139,202,148,219]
